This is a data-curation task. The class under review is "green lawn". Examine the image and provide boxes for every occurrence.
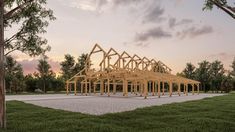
[1,93,235,132]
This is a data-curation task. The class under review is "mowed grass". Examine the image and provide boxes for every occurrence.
[1,93,235,132]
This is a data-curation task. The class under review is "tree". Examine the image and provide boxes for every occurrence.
[25,74,38,92]
[1,0,55,127]
[74,53,88,74]
[182,63,196,79]
[5,56,24,93]
[221,73,233,93]
[36,55,54,93]
[209,60,225,93]
[60,54,76,81]
[231,57,235,90]
[195,61,211,92]
[203,0,235,20]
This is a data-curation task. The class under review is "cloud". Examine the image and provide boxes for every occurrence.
[112,0,144,7]
[143,4,165,23]
[135,27,172,42]
[168,18,193,28]
[176,25,213,39]
[18,59,60,75]
[209,52,235,61]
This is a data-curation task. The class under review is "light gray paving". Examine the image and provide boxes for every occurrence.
[6,93,224,115]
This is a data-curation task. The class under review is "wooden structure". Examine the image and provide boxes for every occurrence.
[66,44,200,99]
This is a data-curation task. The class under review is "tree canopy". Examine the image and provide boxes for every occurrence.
[4,0,55,56]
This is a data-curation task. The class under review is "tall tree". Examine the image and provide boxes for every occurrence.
[203,0,235,20]
[1,0,55,127]
[231,57,235,90]
[5,56,24,93]
[74,53,88,74]
[209,60,225,93]
[60,54,76,81]
[195,61,211,92]
[36,55,54,93]
[182,63,196,79]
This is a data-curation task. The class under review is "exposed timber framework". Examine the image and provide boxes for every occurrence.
[66,44,200,99]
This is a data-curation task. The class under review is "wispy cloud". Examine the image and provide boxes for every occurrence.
[168,17,193,29]
[176,25,213,39]
[142,4,165,23]
[135,27,172,42]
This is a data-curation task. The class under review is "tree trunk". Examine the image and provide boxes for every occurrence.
[0,0,6,128]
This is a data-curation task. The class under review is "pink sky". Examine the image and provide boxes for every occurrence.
[7,0,235,75]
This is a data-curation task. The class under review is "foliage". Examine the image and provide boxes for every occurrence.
[195,60,211,92]
[35,55,55,93]
[203,0,235,20]
[5,56,25,93]
[1,93,235,132]
[60,54,76,81]
[4,0,56,56]
[24,74,38,92]
[182,63,196,79]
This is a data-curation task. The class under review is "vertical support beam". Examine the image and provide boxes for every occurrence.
[162,82,165,96]
[192,84,195,95]
[157,81,161,98]
[186,84,188,96]
[144,80,148,99]
[93,83,96,95]
[169,82,172,97]
[85,79,88,96]
[89,80,91,95]
[197,84,199,95]
[152,81,155,96]
[140,83,143,97]
[66,81,69,95]
[178,83,180,96]
[81,83,83,95]
[134,81,137,95]
[107,78,110,97]
[74,81,77,95]
[113,80,116,95]
[130,83,133,94]
[183,84,186,94]
[100,80,104,95]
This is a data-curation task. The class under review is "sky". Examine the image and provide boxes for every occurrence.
[8,0,235,75]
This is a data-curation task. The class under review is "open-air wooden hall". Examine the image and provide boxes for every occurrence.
[66,44,200,99]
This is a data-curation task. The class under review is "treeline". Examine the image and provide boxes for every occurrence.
[178,59,235,93]
[5,54,87,94]
[5,54,235,94]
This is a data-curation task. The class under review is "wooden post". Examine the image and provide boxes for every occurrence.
[134,81,137,95]
[186,84,188,96]
[169,82,172,97]
[130,83,133,94]
[144,80,148,99]
[66,81,69,95]
[81,83,83,95]
[107,79,110,97]
[93,83,96,95]
[100,80,104,95]
[152,81,155,96]
[178,83,180,96]
[183,84,186,94]
[113,80,116,95]
[162,82,165,95]
[157,81,160,98]
[89,81,91,95]
[85,79,88,96]
[74,81,77,95]
[197,84,199,95]
[192,84,195,95]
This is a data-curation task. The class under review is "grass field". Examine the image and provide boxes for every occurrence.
[1,93,235,132]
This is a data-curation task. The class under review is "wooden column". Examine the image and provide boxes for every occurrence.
[186,84,188,96]
[93,83,96,95]
[100,80,104,95]
[144,80,148,99]
[134,81,137,95]
[107,79,110,97]
[113,80,116,95]
[157,81,161,98]
[162,82,165,96]
[81,83,83,95]
[85,79,88,96]
[192,84,195,95]
[88,81,91,95]
[152,81,155,96]
[197,84,199,95]
[74,81,77,95]
[178,83,180,96]
[183,84,186,94]
[130,83,133,94]
[66,81,69,95]
[169,82,172,97]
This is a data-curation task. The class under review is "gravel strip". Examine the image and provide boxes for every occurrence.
[6,93,225,115]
